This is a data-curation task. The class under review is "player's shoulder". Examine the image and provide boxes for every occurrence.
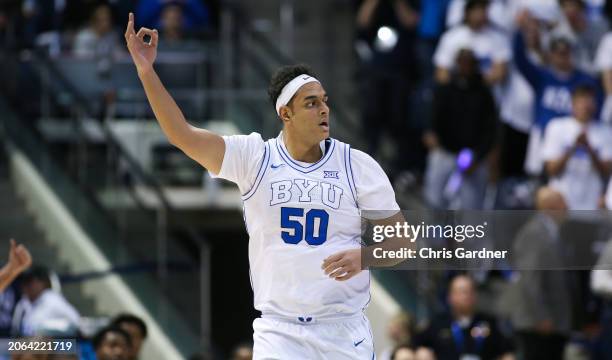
[348,146,374,161]
[222,132,269,160]
[347,146,384,171]
[225,132,267,147]
[224,131,264,142]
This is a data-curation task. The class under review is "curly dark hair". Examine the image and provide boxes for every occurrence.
[267,64,317,113]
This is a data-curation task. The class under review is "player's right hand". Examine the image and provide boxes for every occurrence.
[322,249,362,281]
[125,12,158,77]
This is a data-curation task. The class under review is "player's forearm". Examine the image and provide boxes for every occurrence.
[138,69,193,147]
[138,69,224,173]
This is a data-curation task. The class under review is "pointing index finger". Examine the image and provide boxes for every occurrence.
[125,12,135,38]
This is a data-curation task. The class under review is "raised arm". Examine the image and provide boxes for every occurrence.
[513,11,545,90]
[0,239,32,293]
[513,32,542,91]
[124,13,225,174]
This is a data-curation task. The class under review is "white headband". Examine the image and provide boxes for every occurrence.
[275,74,320,115]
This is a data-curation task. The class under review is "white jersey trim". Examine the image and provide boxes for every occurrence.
[241,142,271,201]
[276,137,337,173]
[343,144,359,208]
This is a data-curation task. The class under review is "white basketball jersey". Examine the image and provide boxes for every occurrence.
[210,131,399,321]
[242,133,370,320]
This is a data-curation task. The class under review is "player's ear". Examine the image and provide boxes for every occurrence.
[280,105,292,123]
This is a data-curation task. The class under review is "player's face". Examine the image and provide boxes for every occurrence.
[286,82,330,143]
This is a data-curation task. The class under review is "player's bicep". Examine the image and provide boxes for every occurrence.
[178,126,225,174]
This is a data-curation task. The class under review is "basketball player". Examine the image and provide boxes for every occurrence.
[0,239,32,292]
[125,13,405,359]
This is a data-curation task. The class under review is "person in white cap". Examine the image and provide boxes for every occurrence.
[124,12,407,359]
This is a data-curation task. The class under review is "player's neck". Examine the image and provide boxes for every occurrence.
[282,131,322,163]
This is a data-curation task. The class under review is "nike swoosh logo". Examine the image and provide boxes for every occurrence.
[302,76,310,80]
[354,338,365,347]
[271,164,285,169]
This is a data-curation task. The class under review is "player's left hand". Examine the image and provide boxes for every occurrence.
[322,249,362,281]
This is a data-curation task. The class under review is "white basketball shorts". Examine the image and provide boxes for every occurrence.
[252,313,375,360]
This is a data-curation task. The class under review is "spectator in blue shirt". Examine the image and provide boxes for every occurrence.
[514,10,601,133]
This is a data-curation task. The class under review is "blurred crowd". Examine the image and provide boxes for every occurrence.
[0,0,216,55]
[356,1,612,360]
[356,0,612,212]
[2,0,612,212]
[0,240,148,360]
[0,240,253,360]
[4,0,612,359]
